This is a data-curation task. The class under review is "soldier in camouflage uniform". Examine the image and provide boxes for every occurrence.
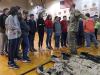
[68,3,87,54]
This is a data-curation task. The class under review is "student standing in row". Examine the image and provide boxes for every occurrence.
[60,16,68,48]
[0,8,9,55]
[7,6,21,69]
[45,14,53,50]
[14,6,22,61]
[37,13,45,51]
[29,14,37,52]
[53,16,61,49]
[18,13,31,63]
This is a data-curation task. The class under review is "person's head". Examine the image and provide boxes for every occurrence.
[16,6,21,13]
[3,8,9,15]
[30,14,34,20]
[17,13,22,21]
[85,13,90,17]
[46,14,52,20]
[63,16,67,21]
[23,10,29,17]
[38,12,43,19]
[70,3,76,11]
[54,16,59,22]
[17,13,26,21]
[9,6,18,16]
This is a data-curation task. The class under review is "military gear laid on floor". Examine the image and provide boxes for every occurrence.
[80,52,100,63]
[37,54,100,75]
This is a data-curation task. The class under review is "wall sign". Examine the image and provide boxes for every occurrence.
[81,2,99,17]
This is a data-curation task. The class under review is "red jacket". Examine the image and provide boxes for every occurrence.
[60,20,68,32]
[45,20,53,28]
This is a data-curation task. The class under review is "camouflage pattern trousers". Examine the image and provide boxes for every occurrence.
[68,31,77,53]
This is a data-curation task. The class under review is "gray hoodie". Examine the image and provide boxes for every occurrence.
[53,21,61,36]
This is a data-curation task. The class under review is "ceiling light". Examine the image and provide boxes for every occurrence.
[30,2,33,5]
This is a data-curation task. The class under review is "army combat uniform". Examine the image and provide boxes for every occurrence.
[68,9,87,53]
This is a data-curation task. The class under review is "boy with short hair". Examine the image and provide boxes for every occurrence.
[53,16,61,49]
[29,14,37,52]
[0,8,9,55]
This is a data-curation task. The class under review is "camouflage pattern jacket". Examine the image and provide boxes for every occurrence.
[68,9,87,32]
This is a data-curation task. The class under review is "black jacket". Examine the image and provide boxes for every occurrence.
[20,20,30,38]
[29,19,37,34]
[0,13,8,29]
[37,18,45,32]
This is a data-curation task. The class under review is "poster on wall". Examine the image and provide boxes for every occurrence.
[81,2,99,17]
[88,2,99,17]
[81,4,89,15]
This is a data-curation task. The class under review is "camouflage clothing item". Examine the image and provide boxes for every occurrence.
[37,55,100,75]
[68,9,87,53]
[68,31,77,53]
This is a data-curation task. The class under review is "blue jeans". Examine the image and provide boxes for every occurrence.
[61,32,67,47]
[54,36,60,48]
[84,32,98,47]
[29,33,35,47]
[21,36,29,59]
[15,37,22,58]
[46,29,53,47]
[8,38,18,64]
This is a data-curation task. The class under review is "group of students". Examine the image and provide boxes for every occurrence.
[0,5,99,69]
[0,6,68,69]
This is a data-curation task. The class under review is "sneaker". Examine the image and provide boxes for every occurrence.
[58,48,61,50]
[95,45,99,48]
[46,47,51,50]
[14,57,22,61]
[8,62,16,66]
[27,51,30,54]
[56,47,61,50]
[33,48,37,51]
[40,48,45,51]
[49,46,53,50]
[5,52,8,57]
[7,62,11,66]
[85,46,91,49]
[1,51,4,55]
[10,64,20,69]
[22,59,31,63]
[61,46,64,48]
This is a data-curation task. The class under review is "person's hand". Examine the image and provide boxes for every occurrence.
[13,30,17,34]
[87,19,94,22]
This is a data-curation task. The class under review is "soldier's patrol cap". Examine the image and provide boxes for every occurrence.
[71,3,76,7]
